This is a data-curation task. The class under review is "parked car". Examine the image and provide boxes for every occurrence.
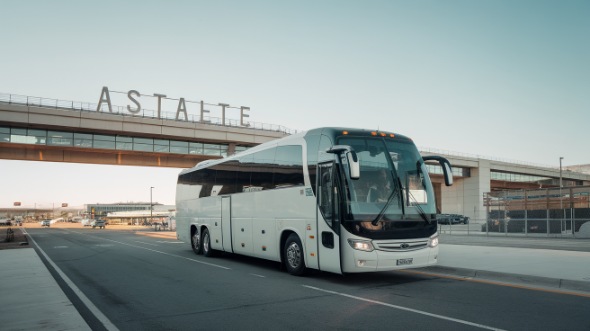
[41,220,51,227]
[436,214,469,225]
[91,220,106,229]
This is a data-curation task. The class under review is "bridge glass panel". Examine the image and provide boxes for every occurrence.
[170,141,189,154]
[74,133,92,148]
[133,137,154,152]
[47,131,73,146]
[234,146,249,154]
[0,127,8,143]
[116,136,133,150]
[28,129,47,144]
[154,139,169,153]
[9,128,29,144]
[189,142,203,155]
[204,143,228,156]
[93,135,116,149]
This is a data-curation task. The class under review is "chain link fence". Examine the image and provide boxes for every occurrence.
[438,186,590,238]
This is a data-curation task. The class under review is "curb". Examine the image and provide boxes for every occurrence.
[135,231,177,240]
[413,266,590,295]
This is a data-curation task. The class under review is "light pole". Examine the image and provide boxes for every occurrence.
[150,186,154,225]
[559,157,564,232]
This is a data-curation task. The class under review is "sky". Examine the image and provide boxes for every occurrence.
[1,0,589,208]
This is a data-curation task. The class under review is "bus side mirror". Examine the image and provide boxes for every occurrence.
[327,145,360,180]
[422,156,453,186]
[347,151,360,180]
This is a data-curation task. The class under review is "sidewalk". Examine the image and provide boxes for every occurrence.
[0,248,91,331]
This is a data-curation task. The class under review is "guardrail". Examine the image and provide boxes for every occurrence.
[0,92,297,135]
[438,218,590,238]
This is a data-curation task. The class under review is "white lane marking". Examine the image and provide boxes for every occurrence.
[68,230,230,270]
[23,229,120,331]
[302,285,506,331]
[133,241,159,246]
[54,246,69,249]
[156,241,184,244]
[250,273,266,278]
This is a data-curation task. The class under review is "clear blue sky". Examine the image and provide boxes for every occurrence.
[1,0,588,207]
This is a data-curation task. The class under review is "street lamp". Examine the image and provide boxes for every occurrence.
[559,157,564,232]
[150,186,154,224]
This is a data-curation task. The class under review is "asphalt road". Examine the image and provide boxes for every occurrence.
[27,227,590,331]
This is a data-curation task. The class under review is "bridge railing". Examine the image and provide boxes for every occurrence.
[0,92,297,135]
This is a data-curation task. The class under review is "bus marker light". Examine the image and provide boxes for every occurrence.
[371,131,377,136]
[311,252,316,257]
[342,131,349,135]
[389,134,395,138]
[380,132,386,137]
[309,235,315,239]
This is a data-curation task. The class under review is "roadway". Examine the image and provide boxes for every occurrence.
[22,226,590,330]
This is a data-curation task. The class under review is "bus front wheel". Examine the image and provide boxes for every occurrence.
[284,234,306,276]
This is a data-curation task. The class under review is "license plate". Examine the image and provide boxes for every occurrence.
[396,258,413,266]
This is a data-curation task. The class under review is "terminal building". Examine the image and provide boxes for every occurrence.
[85,203,176,225]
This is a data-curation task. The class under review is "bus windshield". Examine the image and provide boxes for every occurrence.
[338,137,436,225]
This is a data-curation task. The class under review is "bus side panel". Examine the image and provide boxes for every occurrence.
[252,218,277,259]
[175,198,195,244]
[267,187,317,269]
[233,218,253,254]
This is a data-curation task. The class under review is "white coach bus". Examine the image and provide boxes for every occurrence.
[176,127,453,275]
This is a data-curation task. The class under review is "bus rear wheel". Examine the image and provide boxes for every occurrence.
[202,228,216,257]
[191,228,202,255]
[284,234,306,276]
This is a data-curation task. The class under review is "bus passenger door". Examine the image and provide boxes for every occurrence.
[221,196,233,253]
[317,162,342,274]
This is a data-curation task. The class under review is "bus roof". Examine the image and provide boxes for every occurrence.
[179,127,413,175]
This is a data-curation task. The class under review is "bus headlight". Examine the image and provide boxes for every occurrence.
[347,239,374,252]
[428,234,439,248]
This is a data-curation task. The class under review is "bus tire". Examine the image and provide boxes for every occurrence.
[284,233,306,276]
[191,228,202,255]
[202,228,216,257]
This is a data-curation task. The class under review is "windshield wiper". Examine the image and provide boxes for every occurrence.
[371,177,404,226]
[407,189,431,224]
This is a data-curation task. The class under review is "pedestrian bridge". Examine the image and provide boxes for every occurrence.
[0,92,292,168]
